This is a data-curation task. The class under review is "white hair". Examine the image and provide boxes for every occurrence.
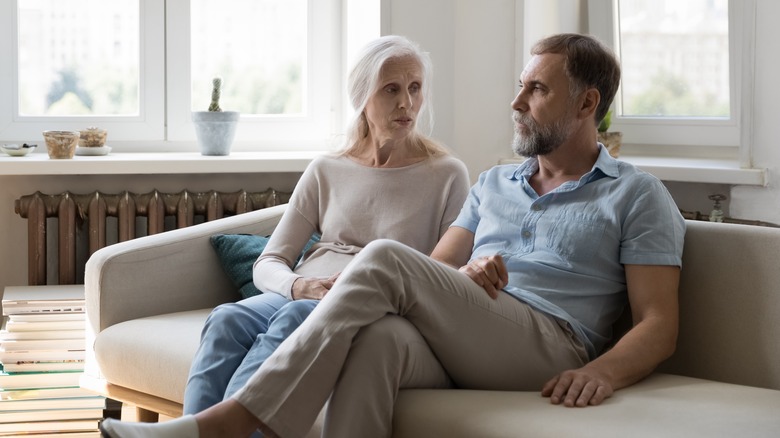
[341,35,443,156]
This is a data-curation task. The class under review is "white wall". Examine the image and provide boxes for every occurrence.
[387,0,518,180]
[729,0,780,224]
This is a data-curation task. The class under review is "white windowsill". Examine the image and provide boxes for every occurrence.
[0,151,327,175]
[1,150,767,186]
[618,155,766,186]
[499,155,766,186]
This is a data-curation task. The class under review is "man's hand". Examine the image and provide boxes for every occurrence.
[431,228,508,299]
[291,273,340,300]
[458,255,508,299]
[540,265,680,408]
[541,366,614,407]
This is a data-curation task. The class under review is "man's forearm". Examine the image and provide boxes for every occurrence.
[586,314,677,390]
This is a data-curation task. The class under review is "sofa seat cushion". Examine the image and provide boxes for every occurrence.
[93,309,210,404]
[392,373,780,437]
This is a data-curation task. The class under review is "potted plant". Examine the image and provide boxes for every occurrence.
[192,77,240,156]
[597,109,622,158]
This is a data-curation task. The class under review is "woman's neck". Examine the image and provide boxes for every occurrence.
[347,137,429,168]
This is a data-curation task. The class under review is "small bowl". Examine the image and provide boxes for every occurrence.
[75,145,111,156]
[1,143,37,157]
[42,131,80,159]
[79,127,108,147]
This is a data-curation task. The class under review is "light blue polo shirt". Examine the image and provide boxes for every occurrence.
[452,145,685,359]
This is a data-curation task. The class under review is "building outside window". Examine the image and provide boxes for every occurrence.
[589,0,755,167]
[1,0,359,151]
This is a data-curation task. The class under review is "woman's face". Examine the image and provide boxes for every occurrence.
[363,56,424,143]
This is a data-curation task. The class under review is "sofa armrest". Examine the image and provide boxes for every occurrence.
[659,220,780,390]
[85,204,286,335]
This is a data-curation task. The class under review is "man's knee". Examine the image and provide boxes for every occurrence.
[359,239,421,269]
[354,316,417,354]
[363,238,409,256]
[351,316,452,390]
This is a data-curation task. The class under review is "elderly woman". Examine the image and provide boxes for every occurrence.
[101,34,469,438]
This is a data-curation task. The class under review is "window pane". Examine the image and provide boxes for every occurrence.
[617,0,730,118]
[190,0,306,116]
[17,0,140,116]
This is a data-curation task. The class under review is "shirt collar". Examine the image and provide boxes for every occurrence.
[592,143,619,178]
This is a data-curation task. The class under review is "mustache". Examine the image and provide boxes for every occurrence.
[512,112,534,127]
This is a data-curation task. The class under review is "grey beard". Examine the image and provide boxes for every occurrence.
[511,112,573,158]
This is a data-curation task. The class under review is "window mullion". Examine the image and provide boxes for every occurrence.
[164,0,192,146]
[733,0,757,168]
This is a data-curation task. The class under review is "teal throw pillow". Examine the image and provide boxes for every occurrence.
[210,233,320,299]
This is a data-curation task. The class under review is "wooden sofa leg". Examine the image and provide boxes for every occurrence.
[136,407,160,423]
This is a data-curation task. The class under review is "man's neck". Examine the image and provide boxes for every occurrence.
[530,136,600,196]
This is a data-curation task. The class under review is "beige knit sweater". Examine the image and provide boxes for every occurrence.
[253,154,470,299]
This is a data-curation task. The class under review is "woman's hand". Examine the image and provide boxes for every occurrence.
[291,273,340,300]
[458,255,508,299]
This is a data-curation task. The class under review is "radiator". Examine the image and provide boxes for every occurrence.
[14,189,290,286]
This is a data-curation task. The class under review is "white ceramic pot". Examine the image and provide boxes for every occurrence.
[192,111,240,156]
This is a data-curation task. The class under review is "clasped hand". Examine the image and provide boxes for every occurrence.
[459,255,508,299]
[291,273,340,300]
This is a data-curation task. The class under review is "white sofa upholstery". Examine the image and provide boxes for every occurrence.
[83,204,780,437]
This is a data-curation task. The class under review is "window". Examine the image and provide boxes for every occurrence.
[18,0,140,117]
[617,0,730,119]
[189,0,308,116]
[0,0,164,142]
[167,0,341,150]
[588,0,755,160]
[0,0,362,152]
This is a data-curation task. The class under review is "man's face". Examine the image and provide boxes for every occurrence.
[511,53,578,157]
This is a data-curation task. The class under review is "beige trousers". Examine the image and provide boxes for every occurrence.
[234,239,588,438]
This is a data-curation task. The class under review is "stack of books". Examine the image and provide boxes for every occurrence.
[0,285,104,437]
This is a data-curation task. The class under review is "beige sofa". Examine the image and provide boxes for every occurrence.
[83,204,780,437]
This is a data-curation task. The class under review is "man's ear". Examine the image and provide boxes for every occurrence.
[579,88,600,121]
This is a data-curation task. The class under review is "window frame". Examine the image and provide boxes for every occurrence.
[166,0,342,152]
[0,0,345,152]
[587,0,756,167]
[0,0,166,142]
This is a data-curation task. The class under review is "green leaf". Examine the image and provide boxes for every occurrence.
[598,109,612,132]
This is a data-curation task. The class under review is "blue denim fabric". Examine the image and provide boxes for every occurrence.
[183,292,290,414]
[224,300,319,399]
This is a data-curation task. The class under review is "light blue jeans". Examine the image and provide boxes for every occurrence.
[183,293,318,415]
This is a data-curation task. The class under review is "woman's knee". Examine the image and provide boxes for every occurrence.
[271,300,318,327]
[203,303,244,331]
[206,293,289,329]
